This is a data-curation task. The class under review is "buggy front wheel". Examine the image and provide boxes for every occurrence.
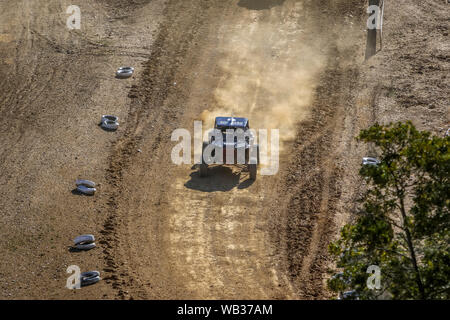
[248,163,257,180]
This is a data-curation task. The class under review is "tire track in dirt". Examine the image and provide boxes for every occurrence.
[167,165,296,299]
[265,0,366,299]
[99,0,232,299]
[0,0,163,298]
[282,34,363,303]
[102,0,367,300]
[160,1,317,299]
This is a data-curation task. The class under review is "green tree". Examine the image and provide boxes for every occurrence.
[328,121,449,299]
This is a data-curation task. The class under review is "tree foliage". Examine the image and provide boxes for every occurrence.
[328,121,449,299]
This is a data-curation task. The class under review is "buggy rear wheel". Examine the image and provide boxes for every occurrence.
[248,163,257,180]
[199,141,209,177]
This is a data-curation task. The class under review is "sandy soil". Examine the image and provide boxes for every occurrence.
[0,0,447,299]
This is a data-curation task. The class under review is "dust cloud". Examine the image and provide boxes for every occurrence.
[201,3,327,146]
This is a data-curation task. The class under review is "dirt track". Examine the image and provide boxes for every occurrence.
[0,0,448,299]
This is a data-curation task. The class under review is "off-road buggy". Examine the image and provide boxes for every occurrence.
[199,117,260,180]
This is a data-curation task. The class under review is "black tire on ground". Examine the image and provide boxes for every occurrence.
[200,141,209,177]
[248,163,257,180]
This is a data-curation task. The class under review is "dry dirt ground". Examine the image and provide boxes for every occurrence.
[0,0,448,299]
